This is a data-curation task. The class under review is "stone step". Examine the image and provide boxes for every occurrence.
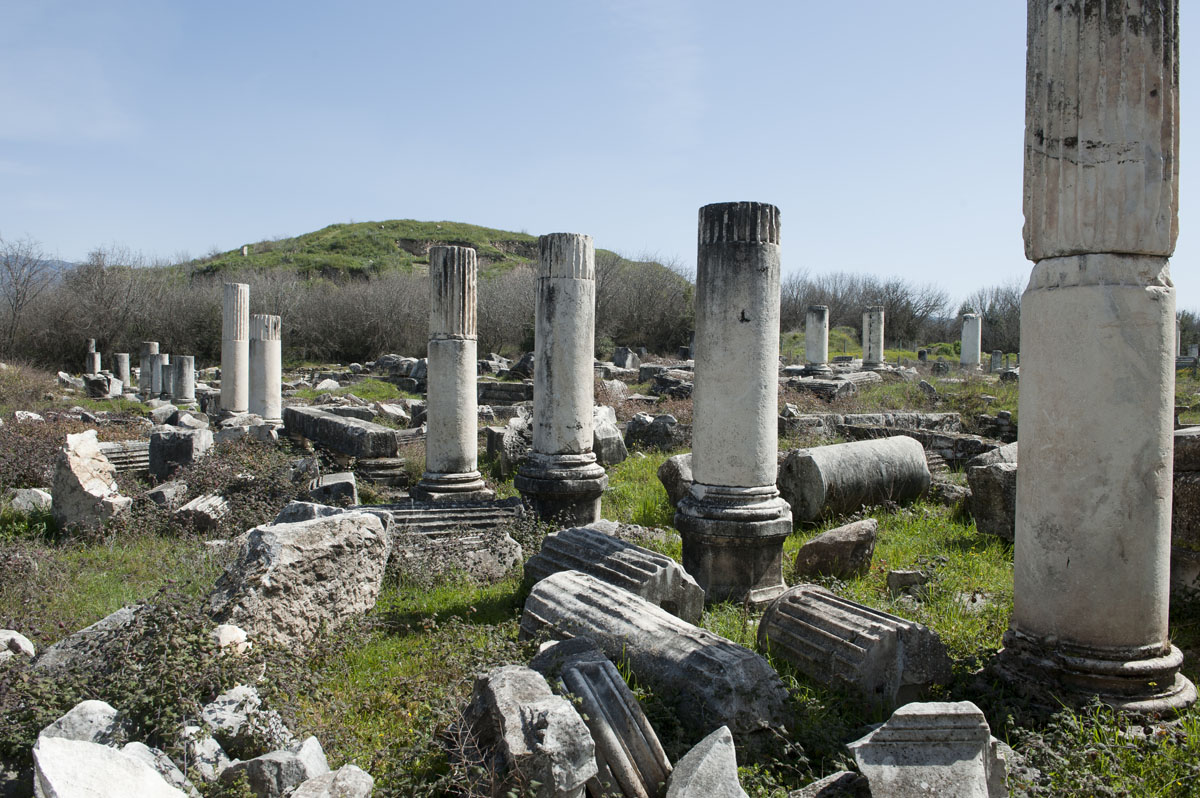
[98,440,150,474]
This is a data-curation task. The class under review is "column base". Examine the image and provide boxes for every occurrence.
[801,364,833,377]
[515,453,608,526]
[675,484,793,607]
[992,628,1197,714]
[861,361,883,372]
[411,470,495,503]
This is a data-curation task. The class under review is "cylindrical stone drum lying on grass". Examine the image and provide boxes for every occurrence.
[778,436,930,522]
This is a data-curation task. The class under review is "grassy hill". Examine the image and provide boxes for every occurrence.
[191,219,544,279]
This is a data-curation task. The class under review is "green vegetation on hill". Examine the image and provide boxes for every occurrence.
[192,219,544,279]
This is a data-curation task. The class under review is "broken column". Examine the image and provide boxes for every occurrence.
[173,355,196,404]
[862,306,884,370]
[990,349,1002,373]
[152,353,170,398]
[113,354,130,390]
[248,315,282,424]
[138,342,158,397]
[961,313,982,371]
[515,234,607,524]
[675,202,792,605]
[221,282,250,414]
[413,246,492,502]
[84,340,99,375]
[804,305,832,376]
[996,0,1195,711]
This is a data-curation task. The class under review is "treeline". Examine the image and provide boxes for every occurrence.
[0,243,694,372]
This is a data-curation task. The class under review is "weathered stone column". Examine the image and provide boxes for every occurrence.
[862,306,884,370]
[413,247,493,503]
[990,349,1003,373]
[221,282,250,414]
[138,342,158,397]
[173,355,196,404]
[153,353,171,398]
[996,0,1195,712]
[113,354,130,388]
[960,313,982,371]
[804,305,832,376]
[249,315,283,424]
[675,202,792,605]
[515,233,607,523]
[84,339,100,374]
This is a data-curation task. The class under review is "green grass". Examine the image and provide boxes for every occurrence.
[601,450,678,529]
[292,377,419,404]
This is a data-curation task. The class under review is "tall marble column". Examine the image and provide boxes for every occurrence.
[138,342,158,397]
[249,315,283,424]
[221,282,250,414]
[84,339,100,374]
[515,233,608,523]
[996,0,1194,712]
[173,355,196,404]
[153,353,171,398]
[861,306,884,370]
[675,202,792,605]
[113,354,130,389]
[413,247,493,503]
[804,305,832,376]
[960,313,982,371]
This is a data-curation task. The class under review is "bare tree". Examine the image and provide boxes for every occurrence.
[959,278,1023,353]
[0,235,56,354]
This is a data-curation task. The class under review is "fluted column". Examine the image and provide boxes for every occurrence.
[995,0,1194,712]
[173,355,196,404]
[862,306,884,370]
[960,313,982,371]
[138,342,158,397]
[221,283,250,414]
[84,339,100,375]
[249,315,283,424]
[413,247,493,502]
[515,233,608,523]
[153,353,171,398]
[675,202,792,605]
[804,305,832,376]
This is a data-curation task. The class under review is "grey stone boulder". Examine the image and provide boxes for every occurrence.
[51,430,132,532]
[5,487,51,513]
[273,500,343,524]
[292,765,375,798]
[624,413,690,451]
[38,700,126,745]
[593,405,628,466]
[147,480,188,510]
[0,629,35,663]
[793,519,877,580]
[206,512,391,647]
[461,665,596,798]
[33,736,187,798]
[966,441,1018,469]
[34,605,141,673]
[148,403,179,425]
[657,452,694,508]
[966,462,1017,542]
[200,684,295,759]
[149,425,214,480]
[314,378,340,392]
[121,742,200,798]
[219,736,330,798]
[178,724,232,783]
[665,726,748,798]
[791,771,871,797]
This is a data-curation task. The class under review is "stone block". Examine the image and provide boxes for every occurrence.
[200,684,294,760]
[33,736,188,798]
[520,570,789,748]
[966,441,1018,469]
[307,471,358,506]
[847,700,1007,798]
[147,480,188,510]
[292,765,375,798]
[52,430,132,531]
[1173,471,1200,552]
[0,629,35,664]
[758,584,951,707]
[150,425,214,480]
[6,487,52,513]
[624,412,691,451]
[33,606,141,674]
[778,436,930,523]
[793,518,877,580]
[525,525,704,624]
[392,528,523,586]
[657,452,693,508]
[593,405,628,466]
[613,346,641,370]
[206,513,391,647]
[120,741,199,797]
[38,700,125,745]
[461,665,596,798]
[283,405,402,459]
[967,462,1017,542]
[219,737,329,798]
[665,726,748,798]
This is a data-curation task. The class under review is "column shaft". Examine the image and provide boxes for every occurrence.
[249,315,283,423]
[221,283,250,414]
[804,305,831,375]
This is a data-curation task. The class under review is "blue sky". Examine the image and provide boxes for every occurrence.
[2,2,1196,308]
